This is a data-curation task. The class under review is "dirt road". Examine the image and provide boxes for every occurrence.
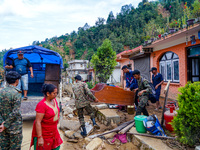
[21,119,71,150]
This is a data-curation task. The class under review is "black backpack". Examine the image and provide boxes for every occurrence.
[141,78,157,103]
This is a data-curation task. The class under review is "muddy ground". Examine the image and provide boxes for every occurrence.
[24,100,165,150]
[21,99,183,150]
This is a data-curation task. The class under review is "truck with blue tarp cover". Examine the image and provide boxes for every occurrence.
[2,45,63,118]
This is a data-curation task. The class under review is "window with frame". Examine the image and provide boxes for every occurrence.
[159,52,179,82]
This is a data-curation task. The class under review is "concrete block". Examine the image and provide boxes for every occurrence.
[60,119,80,131]
[73,132,82,139]
[128,127,172,150]
[97,109,120,125]
[86,138,103,150]
[65,130,75,139]
[95,104,108,110]
[63,106,74,116]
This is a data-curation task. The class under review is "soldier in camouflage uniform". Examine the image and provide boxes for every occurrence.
[133,70,152,116]
[0,71,22,150]
[72,75,100,137]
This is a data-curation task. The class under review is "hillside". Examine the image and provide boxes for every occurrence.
[0,0,196,69]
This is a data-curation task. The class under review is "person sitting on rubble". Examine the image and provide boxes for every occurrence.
[133,70,152,116]
[122,65,138,106]
[30,84,63,150]
[72,75,100,137]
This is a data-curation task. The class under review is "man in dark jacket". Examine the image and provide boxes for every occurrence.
[122,65,138,106]
[150,67,164,110]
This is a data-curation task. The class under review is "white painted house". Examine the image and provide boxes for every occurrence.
[107,62,121,84]
[66,60,89,81]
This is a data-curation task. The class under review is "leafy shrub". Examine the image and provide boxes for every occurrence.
[86,81,99,89]
[172,82,200,146]
[86,82,93,89]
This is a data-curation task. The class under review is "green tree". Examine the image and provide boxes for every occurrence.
[106,11,115,24]
[192,0,200,18]
[95,17,105,26]
[91,39,117,83]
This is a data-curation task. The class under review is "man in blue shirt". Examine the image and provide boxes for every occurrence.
[5,51,34,100]
[150,67,164,110]
[122,65,138,106]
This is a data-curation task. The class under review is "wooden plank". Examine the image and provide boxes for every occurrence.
[45,64,60,81]
[127,132,176,140]
[118,122,135,134]
[88,120,135,139]
[161,81,171,127]
[91,84,135,105]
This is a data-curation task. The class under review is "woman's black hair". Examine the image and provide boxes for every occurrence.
[6,71,21,84]
[42,84,57,96]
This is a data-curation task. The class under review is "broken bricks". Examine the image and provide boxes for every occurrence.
[86,138,103,150]
[60,119,80,131]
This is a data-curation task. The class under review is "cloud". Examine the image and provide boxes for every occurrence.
[0,0,146,50]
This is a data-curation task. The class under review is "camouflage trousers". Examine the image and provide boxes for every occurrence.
[0,131,23,150]
[77,104,95,126]
[136,95,149,116]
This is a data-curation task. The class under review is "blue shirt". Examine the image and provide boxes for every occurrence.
[125,70,138,90]
[12,58,32,75]
[152,73,163,91]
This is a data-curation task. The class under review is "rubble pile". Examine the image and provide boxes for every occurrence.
[59,96,140,150]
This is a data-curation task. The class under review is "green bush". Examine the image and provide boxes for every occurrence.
[86,81,99,89]
[172,82,200,146]
[86,82,94,89]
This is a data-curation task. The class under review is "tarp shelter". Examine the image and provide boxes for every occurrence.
[3,45,63,96]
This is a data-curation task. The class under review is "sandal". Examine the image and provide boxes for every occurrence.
[23,97,28,101]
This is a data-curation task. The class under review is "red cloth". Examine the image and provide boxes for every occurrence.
[30,98,63,150]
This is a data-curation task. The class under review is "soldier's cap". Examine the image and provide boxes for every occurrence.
[75,75,82,81]
[132,70,140,75]
[17,50,24,55]
[150,67,157,72]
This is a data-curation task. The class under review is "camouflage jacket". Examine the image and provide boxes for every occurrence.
[72,81,96,109]
[137,77,152,97]
[0,85,22,134]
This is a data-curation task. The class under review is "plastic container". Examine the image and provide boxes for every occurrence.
[164,105,177,131]
[127,105,135,115]
[134,115,147,133]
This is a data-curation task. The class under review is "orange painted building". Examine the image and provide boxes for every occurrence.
[146,24,200,99]
[117,23,200,100]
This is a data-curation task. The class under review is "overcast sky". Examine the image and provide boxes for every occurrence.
[0,0,147,50]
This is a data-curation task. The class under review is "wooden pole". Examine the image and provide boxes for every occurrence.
[161,81,171,127]
[88,120,135,139]
[119,122,135,134]
[127,132,176,140]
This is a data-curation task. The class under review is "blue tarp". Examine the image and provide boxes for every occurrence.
[3,45,63,68]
